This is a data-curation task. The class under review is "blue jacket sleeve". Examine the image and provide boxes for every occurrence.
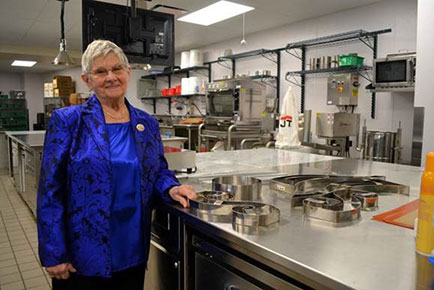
[37,110,71,267]
[151,120,180,203]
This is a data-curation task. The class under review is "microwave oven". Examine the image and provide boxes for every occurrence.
[372,52,416,88]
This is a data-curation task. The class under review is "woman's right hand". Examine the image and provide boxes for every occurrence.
[46,262,77,280]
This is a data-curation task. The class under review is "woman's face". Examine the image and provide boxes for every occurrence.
[81,52,131,100]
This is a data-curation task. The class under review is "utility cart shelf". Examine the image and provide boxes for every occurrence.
[285,29,391,50]
[286,65,371,76]
[285,65,372,86]
[140,94,206,99]
[139,29,391,118]
[284,28,391,118]
[140,94,206,114]
[141,66,209,114]
[141,66,209,80]
[217,49,279,62]
[204,48,282,111]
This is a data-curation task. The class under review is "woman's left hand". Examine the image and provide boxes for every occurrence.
[168,185,197,208]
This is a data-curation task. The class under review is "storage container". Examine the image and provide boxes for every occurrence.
[338,53,364,67]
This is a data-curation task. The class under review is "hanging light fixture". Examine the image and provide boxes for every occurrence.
[240,13,247,46]
[52,0,73,65]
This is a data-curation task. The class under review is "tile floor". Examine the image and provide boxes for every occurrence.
[0,174,51,290]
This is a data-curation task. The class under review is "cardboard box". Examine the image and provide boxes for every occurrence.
[44,83,53,90]
[54,87,74,97]
[44,83,54,97]
[53,76,73,88]
[44,91,54,98]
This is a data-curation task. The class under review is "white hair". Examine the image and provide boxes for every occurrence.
[81,40,129,73]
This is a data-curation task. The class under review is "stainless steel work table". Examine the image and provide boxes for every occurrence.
[5,131,45,216]
[172,149,426,290]
[6,131,45,149]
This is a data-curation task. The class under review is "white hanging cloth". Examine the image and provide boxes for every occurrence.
[275,86,301,148]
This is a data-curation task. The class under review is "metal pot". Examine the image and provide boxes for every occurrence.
[363,131,397,162]
[212,175,262,201]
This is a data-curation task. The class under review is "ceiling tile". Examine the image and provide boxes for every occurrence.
[66,23,83,51]
[0,17,35,43]
[38,0,81,23]
[20,21,64,48]
[0,0,47,20]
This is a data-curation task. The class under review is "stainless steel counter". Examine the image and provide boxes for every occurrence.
[0,132,9,172]
[5,130,45,147]
[175,149,426,290]
[6,132,45,148]
[5,131,45,216]
[177,148,341,179]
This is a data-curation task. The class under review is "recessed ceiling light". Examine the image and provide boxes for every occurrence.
[178,0,254,26]
[11,60,37,67]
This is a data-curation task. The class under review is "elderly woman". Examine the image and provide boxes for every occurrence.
[37,40,196,290]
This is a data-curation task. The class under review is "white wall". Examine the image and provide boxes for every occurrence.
[181,0,417,163]
[23,73,44,129]
[0,72,23,94]
[415,0,434,165]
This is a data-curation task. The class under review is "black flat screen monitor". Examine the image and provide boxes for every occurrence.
[82,0,174,67]
[375,60,407,83]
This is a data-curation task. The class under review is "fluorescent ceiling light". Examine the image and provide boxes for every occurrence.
[11,60,37,67]
[178,1,254,26]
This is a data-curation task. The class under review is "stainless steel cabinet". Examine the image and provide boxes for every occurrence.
[0,132,8,172]
[189,235,305,290]
[145,240,181,290]
[145,206,183,290]
[195,252,262,290]
[23,148,37,215]
[8,139,41,216]
[9,139,22,192]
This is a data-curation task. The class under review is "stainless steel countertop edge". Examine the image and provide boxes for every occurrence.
[168,203,353,290]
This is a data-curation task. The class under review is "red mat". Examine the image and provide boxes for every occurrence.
[372,199,419,229]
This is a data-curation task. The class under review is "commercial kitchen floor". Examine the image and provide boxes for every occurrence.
[0,174,52,290]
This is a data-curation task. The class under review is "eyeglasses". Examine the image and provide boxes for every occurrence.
[90,64,126,78]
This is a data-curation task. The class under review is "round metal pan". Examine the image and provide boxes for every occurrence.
[232,203,280,228]
[212,175,262,201]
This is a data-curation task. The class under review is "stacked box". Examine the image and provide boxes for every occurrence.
[54,87,74,97]
[52,75,75,97]
[53,76,72,88]
[44,83,54,97]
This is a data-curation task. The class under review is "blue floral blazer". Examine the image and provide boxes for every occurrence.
[37,95,179,277]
